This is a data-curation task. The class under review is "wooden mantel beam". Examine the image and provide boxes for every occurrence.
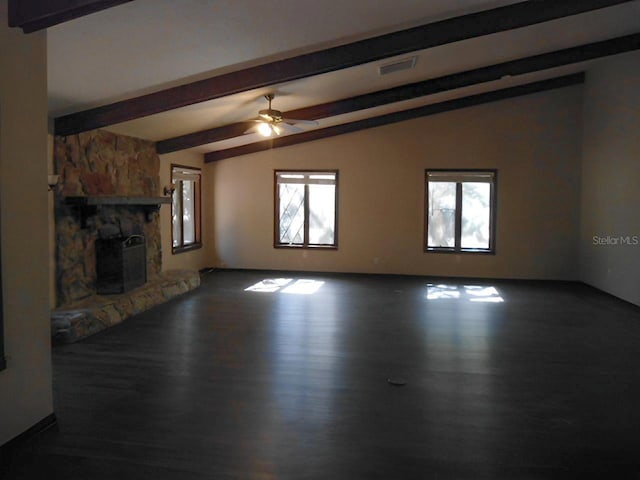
[54,0,634,136]
[8,0,133,33]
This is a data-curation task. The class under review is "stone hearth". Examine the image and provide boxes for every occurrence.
[51,269,200,344]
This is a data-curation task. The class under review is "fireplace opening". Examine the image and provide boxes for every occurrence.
[96,235,147,294]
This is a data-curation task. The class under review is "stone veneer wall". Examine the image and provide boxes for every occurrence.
[54,130,162,307]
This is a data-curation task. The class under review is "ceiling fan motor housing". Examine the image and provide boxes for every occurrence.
[258,108,283,122]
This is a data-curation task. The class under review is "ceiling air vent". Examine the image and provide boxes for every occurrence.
[378,56,418,76]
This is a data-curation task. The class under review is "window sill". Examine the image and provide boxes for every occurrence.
[274,244,338,250]
[173,243,202,255]
[426,247,495,255]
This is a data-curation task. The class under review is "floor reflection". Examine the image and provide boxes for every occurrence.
[269,290,338,422]
[420,283,501,465]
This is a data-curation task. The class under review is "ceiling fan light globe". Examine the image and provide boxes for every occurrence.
[257,122,273,137]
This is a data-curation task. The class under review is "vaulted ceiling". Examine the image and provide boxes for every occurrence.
[10,0,640,162]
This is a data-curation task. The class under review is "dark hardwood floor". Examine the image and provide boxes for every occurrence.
[3,270,640,479]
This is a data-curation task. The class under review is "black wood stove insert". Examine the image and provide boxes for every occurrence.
[96,235,147,294]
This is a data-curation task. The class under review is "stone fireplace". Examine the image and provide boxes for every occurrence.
[54,130,165,307]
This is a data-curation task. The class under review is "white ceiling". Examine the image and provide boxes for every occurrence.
[48,0,521,115]
[46,0,640,155]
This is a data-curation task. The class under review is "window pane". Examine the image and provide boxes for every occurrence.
[279,183,305,244]
[461,182,491,249]
[172,182,181,247]
[427,182,456,248]
[182,180,195,244]
[308,184,335,245]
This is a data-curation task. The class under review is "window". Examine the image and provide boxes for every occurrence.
[425,169,496,253]
[275,170,338,248]
[172,165,201,253]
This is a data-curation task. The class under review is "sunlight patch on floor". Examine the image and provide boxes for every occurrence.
[245,278,293,292]
[282,279,325,295]
[426,284,504,302]
[245,278,324,295]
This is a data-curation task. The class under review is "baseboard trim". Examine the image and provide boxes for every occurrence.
[1,413,58,452]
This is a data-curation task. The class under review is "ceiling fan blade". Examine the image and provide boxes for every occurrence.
[278,123,305,134]
[281,118,318,126]
[270,124,282,136]
[244,123,260,134]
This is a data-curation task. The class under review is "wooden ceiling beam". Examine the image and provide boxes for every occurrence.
[54,0,634,136]
[204,73,585,163]
[158,32,640,155]
[8,0,133,33]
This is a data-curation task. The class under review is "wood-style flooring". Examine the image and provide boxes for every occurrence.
[3,270,640,479]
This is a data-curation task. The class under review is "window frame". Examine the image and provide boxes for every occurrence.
[274,169,339,249]
[424,168,497,254]
[171,164,202,255]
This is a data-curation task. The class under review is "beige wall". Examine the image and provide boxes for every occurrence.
[580,51,640,306]
[160,150,215,272]
[212,86,583,280]
[0,4,54,444]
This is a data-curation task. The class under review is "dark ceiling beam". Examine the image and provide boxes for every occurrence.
[204,73,585,163]
[159,32,640,154]
[8,0,133,33]
[54,0,633,136]
[157,124,250,154]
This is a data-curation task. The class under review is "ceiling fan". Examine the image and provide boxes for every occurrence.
[246,94,318,137]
